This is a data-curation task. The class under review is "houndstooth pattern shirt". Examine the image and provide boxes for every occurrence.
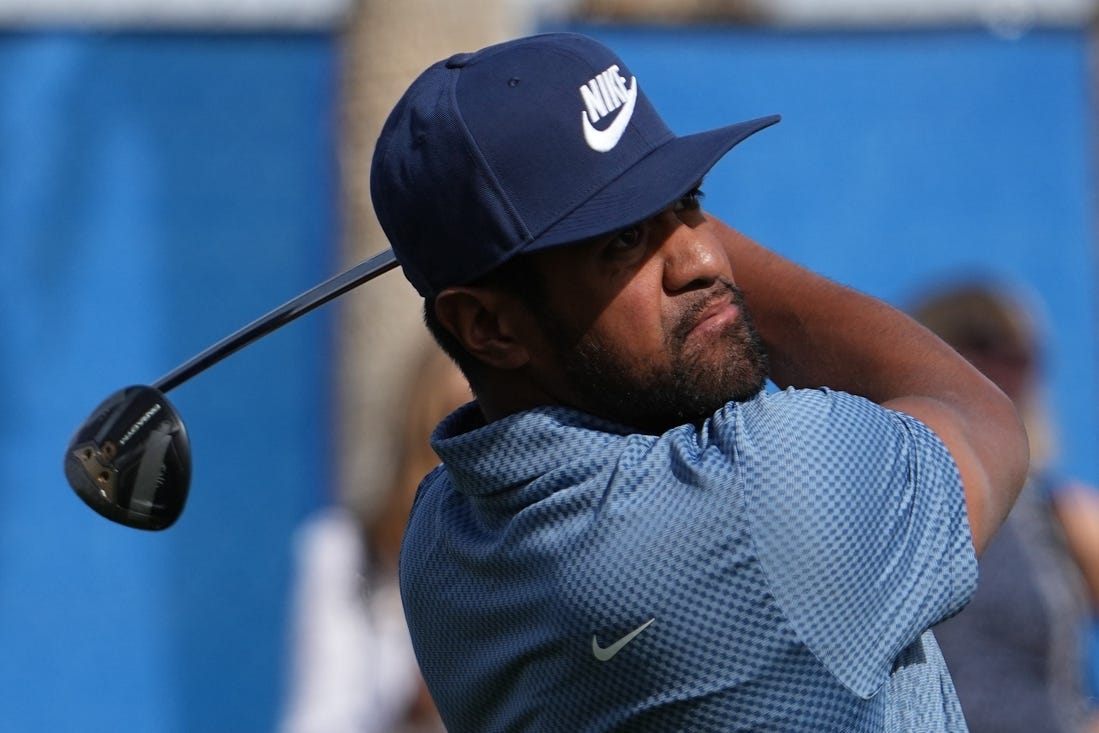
[400,387,978,732]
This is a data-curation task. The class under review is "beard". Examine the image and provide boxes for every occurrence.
[541,280,769,434]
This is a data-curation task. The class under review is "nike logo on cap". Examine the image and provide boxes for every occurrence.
[579,64,637,153]
[591,618,655,662]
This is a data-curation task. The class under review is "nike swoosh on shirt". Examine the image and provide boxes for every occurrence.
[591,617,655,662]
[581,76,637,153]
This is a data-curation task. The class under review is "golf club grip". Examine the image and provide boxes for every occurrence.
[154,248,400,393]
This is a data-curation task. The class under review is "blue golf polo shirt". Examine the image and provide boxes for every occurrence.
[400,386,977,732]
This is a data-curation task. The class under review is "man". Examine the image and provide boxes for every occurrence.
[369,32,1028,732]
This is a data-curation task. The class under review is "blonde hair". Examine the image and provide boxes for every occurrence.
[365,341,471,572]
[911,281,1055,470]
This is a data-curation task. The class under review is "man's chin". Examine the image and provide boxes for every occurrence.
[680,350,767,405]
[625,384,764,434]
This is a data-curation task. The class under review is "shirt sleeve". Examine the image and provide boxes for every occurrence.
[729,387,977,698]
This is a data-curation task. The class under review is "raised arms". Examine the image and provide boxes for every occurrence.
[713,216,1029,555]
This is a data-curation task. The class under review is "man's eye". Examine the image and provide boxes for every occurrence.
[675,188,705,212]
[607,225,643,251]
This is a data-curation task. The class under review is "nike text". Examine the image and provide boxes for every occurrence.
[580,65,630,124]
[579,64,638,152]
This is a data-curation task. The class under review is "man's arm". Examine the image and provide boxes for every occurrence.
[712,216,1028,555]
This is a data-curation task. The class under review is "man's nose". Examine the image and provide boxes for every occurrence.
[655,211,724,292]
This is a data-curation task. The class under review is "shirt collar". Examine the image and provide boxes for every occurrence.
[430,402,633,497]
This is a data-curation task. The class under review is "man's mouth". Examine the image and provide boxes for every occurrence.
[692,299,738,337]
[683,286,740,340]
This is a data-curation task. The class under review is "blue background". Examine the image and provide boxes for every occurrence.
[0,32,337,732]
[2,23,1096,732]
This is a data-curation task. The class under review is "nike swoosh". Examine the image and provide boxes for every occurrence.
[591,617,655,662]
[581,76,637,153]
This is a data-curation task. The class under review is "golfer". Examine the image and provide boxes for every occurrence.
[369,32,1028,732]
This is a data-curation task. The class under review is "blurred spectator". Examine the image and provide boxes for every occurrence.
[912,281,1099,733]
[280,341,471,733]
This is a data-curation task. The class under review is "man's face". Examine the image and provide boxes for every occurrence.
[518,193,768,433]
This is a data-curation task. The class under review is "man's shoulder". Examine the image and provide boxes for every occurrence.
[731,385,877,416]
[721,386,946,452]
[711,387,884,448]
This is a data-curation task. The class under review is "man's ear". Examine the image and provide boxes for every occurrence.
[433,287,531,370]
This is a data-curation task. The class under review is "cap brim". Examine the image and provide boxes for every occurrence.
[526,114,780,251]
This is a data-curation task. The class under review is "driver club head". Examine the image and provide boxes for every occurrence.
[64,385,191,530]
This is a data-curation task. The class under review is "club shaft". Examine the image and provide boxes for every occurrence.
[154,248,399,393]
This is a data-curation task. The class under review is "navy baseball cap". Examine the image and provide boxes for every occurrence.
[370,32,779,298]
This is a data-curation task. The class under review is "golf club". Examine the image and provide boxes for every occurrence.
[63,247,400,531]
